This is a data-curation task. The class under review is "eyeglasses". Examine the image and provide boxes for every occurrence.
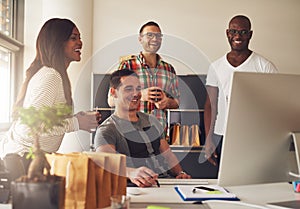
[141,32,163,39]
[228,29,251,36]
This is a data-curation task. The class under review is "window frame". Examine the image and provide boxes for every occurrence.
[0,0,24,131]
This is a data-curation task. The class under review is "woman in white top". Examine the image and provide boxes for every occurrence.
[0,18,99,157]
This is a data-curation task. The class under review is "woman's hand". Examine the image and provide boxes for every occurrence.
[75,111,100,132]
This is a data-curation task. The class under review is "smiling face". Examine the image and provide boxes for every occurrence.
[226,17,252,52]
[64,27,82,67]
[139,25,162,54]
[114,75,142,112]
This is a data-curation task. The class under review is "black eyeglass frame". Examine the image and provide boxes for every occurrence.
[227,29,252,36]
[140,32,163,39]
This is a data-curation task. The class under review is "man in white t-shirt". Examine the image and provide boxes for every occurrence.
[204,15,278,166]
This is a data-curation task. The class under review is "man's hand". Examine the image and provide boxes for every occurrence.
[204,135,218,166]
[154,91,169,110]
[127,167,159,187]
[176,171,192,179]
[141,87,163,103]
[141,87,178,110]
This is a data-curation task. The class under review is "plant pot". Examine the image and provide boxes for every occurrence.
[11,175,65,209]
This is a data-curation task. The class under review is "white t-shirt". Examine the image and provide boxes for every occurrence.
[206,52,278,135]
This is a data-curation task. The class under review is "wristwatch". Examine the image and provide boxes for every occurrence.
[179,171,187,175]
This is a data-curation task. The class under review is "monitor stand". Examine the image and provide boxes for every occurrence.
[289,132,300,178]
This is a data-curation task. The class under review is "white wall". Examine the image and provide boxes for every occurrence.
[24,0,300,152]
[92,0,300,75]
[24,0,93,108]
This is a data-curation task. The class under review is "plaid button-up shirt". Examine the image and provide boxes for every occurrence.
[118,52,180,131]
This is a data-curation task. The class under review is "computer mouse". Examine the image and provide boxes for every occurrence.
[127,187,142,195]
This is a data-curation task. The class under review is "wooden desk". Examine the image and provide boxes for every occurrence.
[1,182,299,209]
[128,182,300,209]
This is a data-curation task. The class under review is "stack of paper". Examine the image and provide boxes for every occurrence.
[175,185,239,201]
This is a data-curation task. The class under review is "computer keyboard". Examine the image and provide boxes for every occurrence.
[158,178,208,185]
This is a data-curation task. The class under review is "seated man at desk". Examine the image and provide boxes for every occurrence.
[94,69,191,187]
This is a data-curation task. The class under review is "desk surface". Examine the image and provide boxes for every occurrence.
[128,181,300,209]
[1,181,299,209]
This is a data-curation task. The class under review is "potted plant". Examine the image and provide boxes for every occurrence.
[10,103,72,209]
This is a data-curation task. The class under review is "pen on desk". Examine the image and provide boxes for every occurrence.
[155,180,160,187]
[192,186,217,193]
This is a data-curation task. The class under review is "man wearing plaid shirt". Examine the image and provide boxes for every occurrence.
[109,21,180,134]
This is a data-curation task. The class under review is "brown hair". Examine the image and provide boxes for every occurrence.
[13,18,76,116]
[110,69,138,89]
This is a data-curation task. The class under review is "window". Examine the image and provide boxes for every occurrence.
[0,0,24,130]
[0,0,13,36]
[0,46,11,123]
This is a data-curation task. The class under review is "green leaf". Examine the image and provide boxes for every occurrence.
[16,103,72,138]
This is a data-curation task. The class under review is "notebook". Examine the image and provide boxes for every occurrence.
[174,185,239,201]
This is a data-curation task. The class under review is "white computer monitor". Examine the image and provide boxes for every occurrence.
[218,72,300,186]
